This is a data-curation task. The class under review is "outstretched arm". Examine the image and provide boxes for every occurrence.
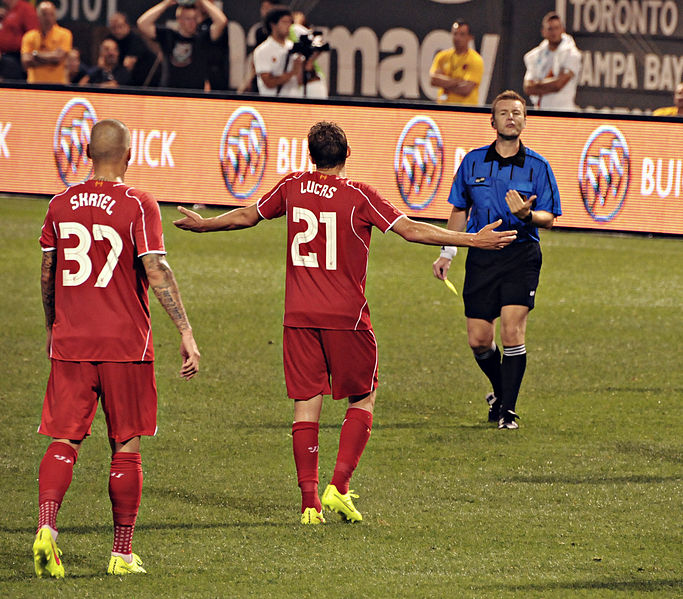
[173,203,262,232]
[41,250,57,357]
[393,216,516,248]
[141,253,200,380]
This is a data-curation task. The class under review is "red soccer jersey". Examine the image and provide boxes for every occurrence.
[257,171,405,330]
[39,179,165,361]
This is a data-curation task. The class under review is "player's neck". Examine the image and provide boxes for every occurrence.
[495,137,520,158]
[316,165,345,177]
[92,170,125,183]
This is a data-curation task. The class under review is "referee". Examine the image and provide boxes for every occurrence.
[433,89,561,429]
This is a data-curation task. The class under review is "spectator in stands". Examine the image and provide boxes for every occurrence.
[523,12,582,110]
[653,82,683,117]
[79,38,130,87]
[20,1,71,84]
[0,48,24,80]
[238,0,277,94]
[0,0,38,73]
[108,12,161,87]
[197,0,228,91]
[429,20,484,105]
[137,0,227,91]
[253,5,304,97]
[247,0,276,52]
[65,48,89,84]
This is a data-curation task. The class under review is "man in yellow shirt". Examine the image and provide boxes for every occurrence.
[21,1,72,84]
[653,82,683,117]
[430,20,484,105]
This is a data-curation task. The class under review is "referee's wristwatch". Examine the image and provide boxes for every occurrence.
[522,211,533,223]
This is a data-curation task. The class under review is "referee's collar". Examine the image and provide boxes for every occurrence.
[484,141,526,167]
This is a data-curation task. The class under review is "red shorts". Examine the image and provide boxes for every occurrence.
[283,327,378,400]
[39,360,158,442]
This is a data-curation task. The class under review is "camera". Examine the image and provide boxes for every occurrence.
[176,0,196,6]
[290,31,330,59]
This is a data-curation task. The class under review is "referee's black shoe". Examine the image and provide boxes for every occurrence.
[485,392,500,423]
[498,410,519,430]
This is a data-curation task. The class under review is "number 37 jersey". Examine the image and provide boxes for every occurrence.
[39,180,165,362]
[257,171,405,330]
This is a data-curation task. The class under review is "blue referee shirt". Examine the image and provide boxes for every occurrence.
[448,142,562,243]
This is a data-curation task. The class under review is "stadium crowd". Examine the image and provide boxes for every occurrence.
[1,0,680,113]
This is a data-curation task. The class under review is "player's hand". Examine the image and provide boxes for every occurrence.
[179,331,200,380]
[432,256,452,280]
[505,190,536,220]
[472,219,517,249]
[173,206,206,232]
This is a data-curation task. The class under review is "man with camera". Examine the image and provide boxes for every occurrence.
[253,5,305,97]
[137,0,226,90]
[289,11,328,99]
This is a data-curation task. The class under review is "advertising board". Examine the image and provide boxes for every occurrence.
[1,87,680,234]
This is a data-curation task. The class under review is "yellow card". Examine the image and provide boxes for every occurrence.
[444,278,458,296]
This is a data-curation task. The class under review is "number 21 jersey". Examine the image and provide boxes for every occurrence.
[257,171,405,330]
[39,180,165,361]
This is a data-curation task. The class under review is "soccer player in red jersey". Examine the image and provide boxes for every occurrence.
[174,121,515,524]
[35,118,200,577]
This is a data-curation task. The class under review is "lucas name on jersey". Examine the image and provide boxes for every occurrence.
[300,180,337,199]
[69,192,117,215]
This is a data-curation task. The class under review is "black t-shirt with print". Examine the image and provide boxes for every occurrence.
[155,25,210,89]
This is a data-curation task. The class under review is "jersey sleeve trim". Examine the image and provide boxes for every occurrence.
[384,213,406,233]
[256,203,268,220]
[127,187,164,254]
[41,246,56,252]
[137,249,167,258]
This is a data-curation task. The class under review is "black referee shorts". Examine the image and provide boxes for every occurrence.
[462,242,542,321]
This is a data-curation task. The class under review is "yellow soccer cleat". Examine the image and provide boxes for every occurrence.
[300,507,326,525]
[107,552,147,575]
[321,484,363,522]
[33,526,65,579]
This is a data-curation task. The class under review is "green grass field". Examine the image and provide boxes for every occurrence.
[0,195,681,598]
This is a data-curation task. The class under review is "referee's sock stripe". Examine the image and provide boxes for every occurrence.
[503,344,526,357]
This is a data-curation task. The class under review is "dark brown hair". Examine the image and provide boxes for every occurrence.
[308,121,348,169]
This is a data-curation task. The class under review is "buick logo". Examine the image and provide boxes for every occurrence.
[53,98,98,186]
[578,125,630,222]
[394,116,444,210]
[219,107,267,199]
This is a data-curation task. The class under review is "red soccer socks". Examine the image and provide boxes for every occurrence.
[38,441,78,532]
[109,452,142,555]
[292,421,321,512]
[330,408,373,495]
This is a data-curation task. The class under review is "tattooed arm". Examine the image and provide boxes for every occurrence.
[141,253,201,380]
[41,250,57,357]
